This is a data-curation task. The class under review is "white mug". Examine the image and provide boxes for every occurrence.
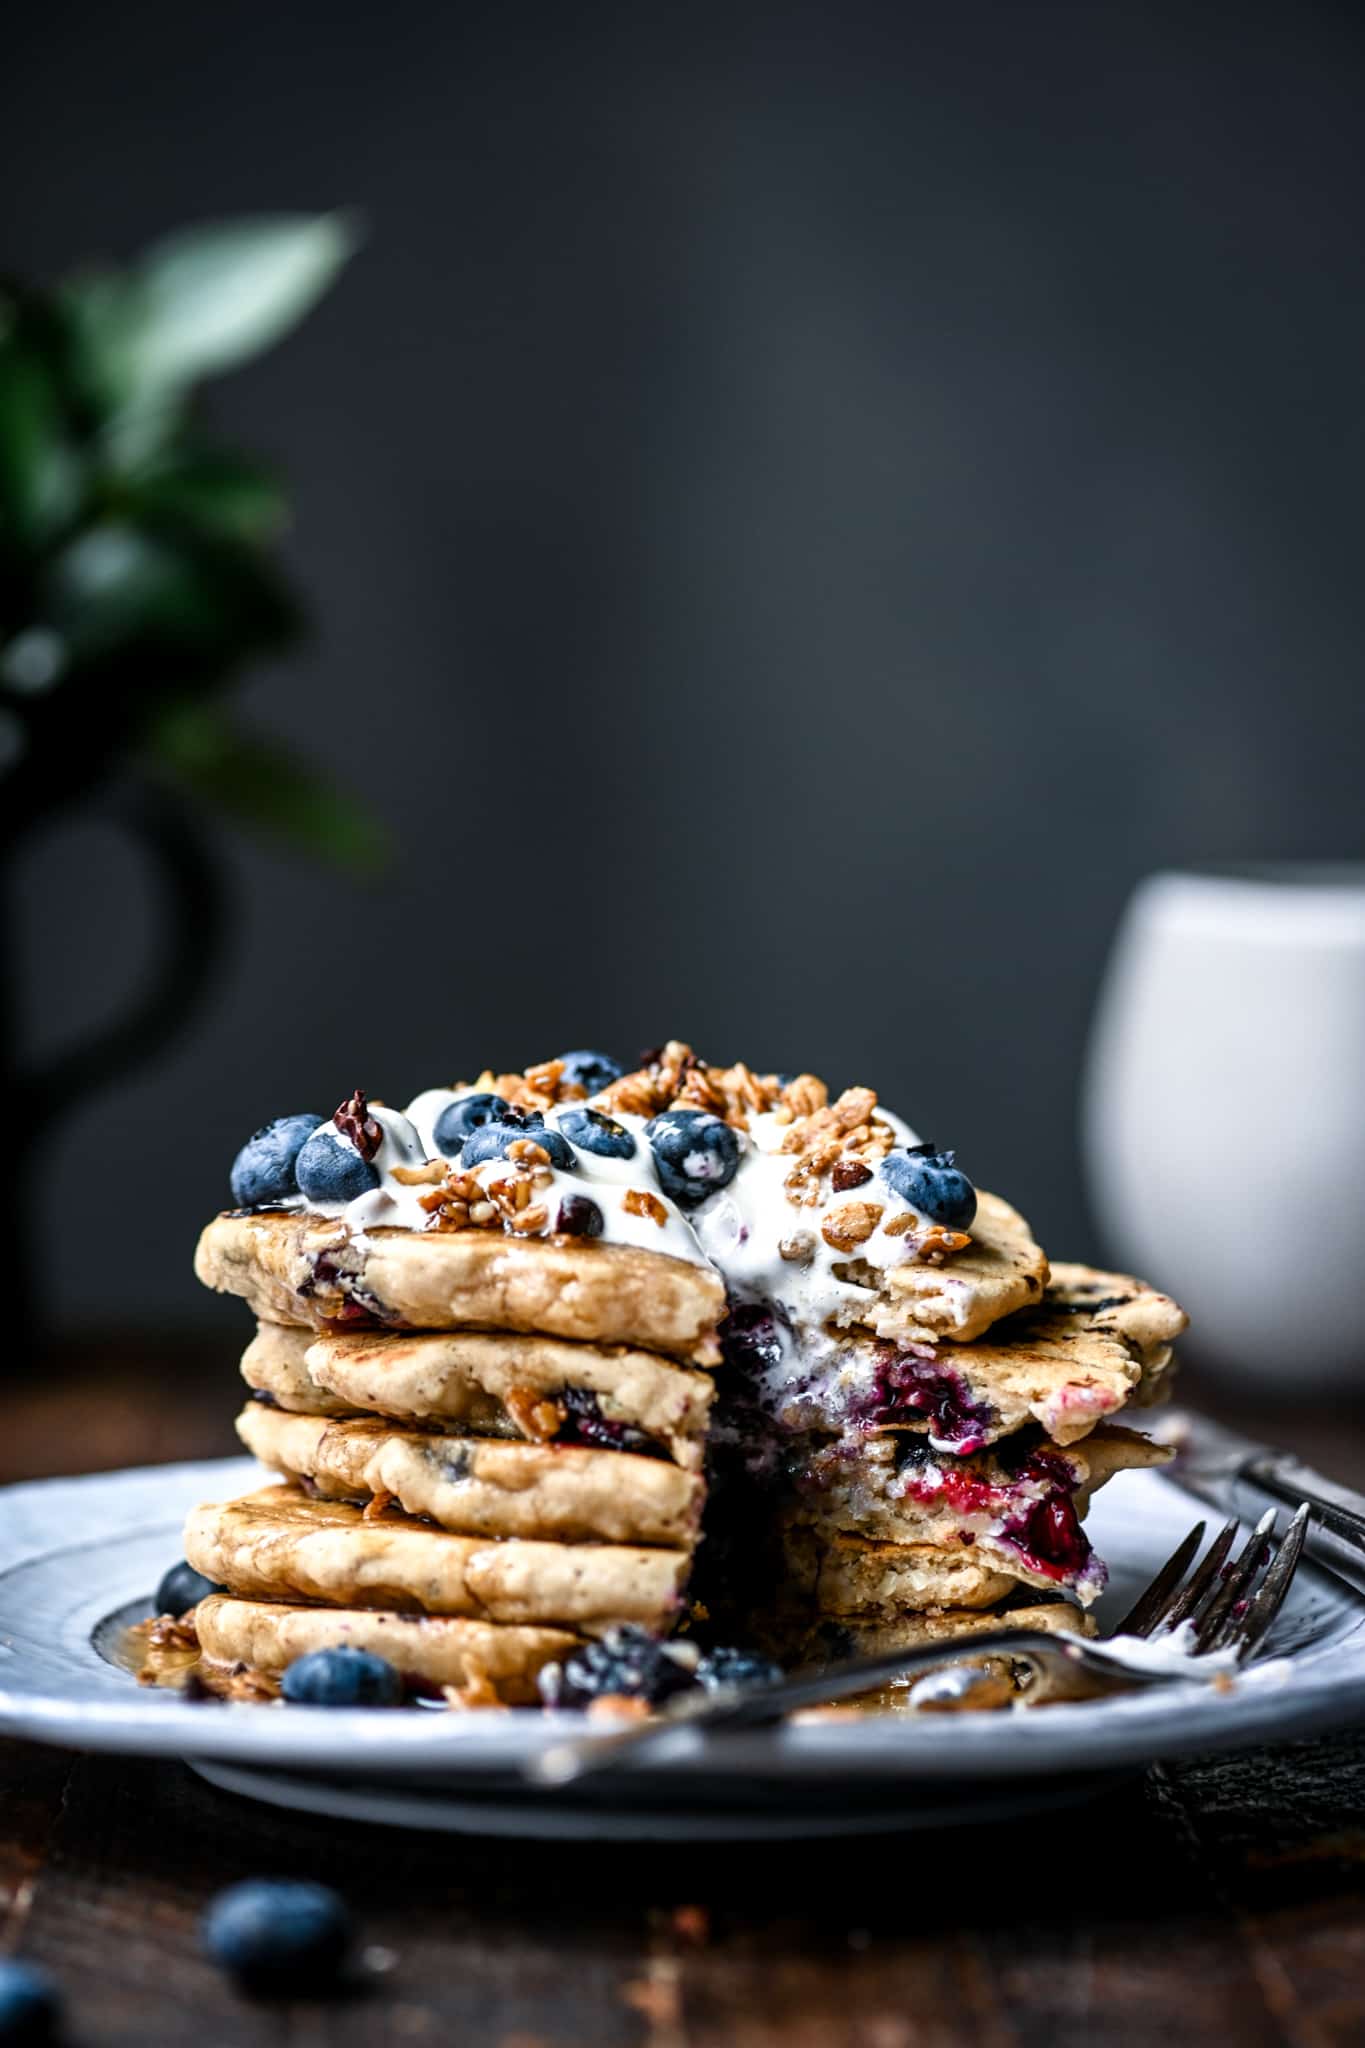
[1083,865,1365,1391]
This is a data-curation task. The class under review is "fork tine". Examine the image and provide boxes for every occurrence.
[1115,1520,1206,1637]
[1232,1503,1311,1663]
[1194,1509,1276,1651]
[1153,1517,1240,1634]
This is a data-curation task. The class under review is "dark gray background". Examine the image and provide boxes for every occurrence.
[7,0,1364,1334]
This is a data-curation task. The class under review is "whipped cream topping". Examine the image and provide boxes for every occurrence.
[253,1083,951,1337]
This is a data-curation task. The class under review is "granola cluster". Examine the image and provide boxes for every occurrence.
[407,1138,557,1236]
[595,1039,825,1132]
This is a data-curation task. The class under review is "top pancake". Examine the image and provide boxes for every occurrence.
[769,1261,1185,1449]
[196,1210,725,1366]
[864,1190,1049,1346]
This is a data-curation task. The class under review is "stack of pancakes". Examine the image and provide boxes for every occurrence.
[187,1224,724,1702]
[178,1047,1186,1706]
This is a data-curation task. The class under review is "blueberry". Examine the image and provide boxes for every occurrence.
[229,1113,323,1208]
[461,1121,576,1170]
[538,1626,702,1709]
[644,1110,740,1207]
[555,1194,604,1238]
[155,1560,224,1617]
[694,1645,784,1694]
[557,1050,623,1095]
[294,1130,381,1205]
[202,1879,352,1994]
[280,1646,403,1707]
[0,1959,60,2044]
[432,1092,510,1157]
[880,1144,977,1230]
[556,1106,637,1160]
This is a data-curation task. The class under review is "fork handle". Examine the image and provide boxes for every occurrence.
[1238,1455,1365,1589]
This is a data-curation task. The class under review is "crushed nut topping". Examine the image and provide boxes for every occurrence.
[587,1693,653,1723]
[442,1665,504,1711]
[363,1489,398,1520]
[775,1073,829,1122]
[821,1201,885,1252]
[334,1088,382,1160]
[623,1187,669,1228]
[779,1232,816,1263]
[505,1387,566,1440]
[832,1158,874,1192]
[390,1159,447,1186]
[912,1227,973,1264]
[779,1086,879,1158]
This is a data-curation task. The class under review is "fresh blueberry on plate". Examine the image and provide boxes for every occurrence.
[0,1959,60,2043]
[202,1879,352,1994]
[229,1113,322,1208]
[280,1646,403,1707]
[694,1645,784,1693]
[556,1107,636,1160]
[432,1092,510,1157]
[294,1129,382,1205]
[538,1626,702,1708]
[555,1194,604,1237]
[557,1050,623,1094]
[880,1144,977,1230]
[644,1110,740,1207]
[155,1560,224,1617]
[461,1122,576,1170]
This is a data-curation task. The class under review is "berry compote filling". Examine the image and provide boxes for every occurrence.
[888,1434,1096,1586]
[554,1387,661,1459]
[849,1342,997,1453]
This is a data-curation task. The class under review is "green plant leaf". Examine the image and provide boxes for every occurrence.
[126,214,359,393]
[147,699,388,874]
[0,333,82,549]
[126,447,289,544]
[44,522,302,663]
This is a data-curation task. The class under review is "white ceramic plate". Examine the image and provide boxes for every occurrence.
[1,1454,1362,1837]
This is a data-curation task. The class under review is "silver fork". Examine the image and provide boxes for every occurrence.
[526,1502,1311,1787]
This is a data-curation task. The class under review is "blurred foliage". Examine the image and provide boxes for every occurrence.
[0,214,386,871]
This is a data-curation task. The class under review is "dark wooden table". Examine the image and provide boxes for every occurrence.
[5,1345,1365,2046]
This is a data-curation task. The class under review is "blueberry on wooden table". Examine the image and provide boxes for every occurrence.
[880,1144,977,1230]
[202,1880,352,1994]
[229,1113,323,1207]
[0,1960,60,2044]
[154,1559,225,1616]
[556,1050,624,1094]
[280,1646,403,1706]
[644,1110,740,1206]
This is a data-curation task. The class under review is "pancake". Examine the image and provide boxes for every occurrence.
[862,1190,1049,1346]
[194,1593,576,1703]
[197,1211,725,1365]
[730,1263,1185,1452]
[186,1486,687,1629]
[242,1322,714,1469]
[236,1404,705,1549]
[783,1425,1170,1603]
[778,1526,1017,1615]
[768,1598,1092,1665]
